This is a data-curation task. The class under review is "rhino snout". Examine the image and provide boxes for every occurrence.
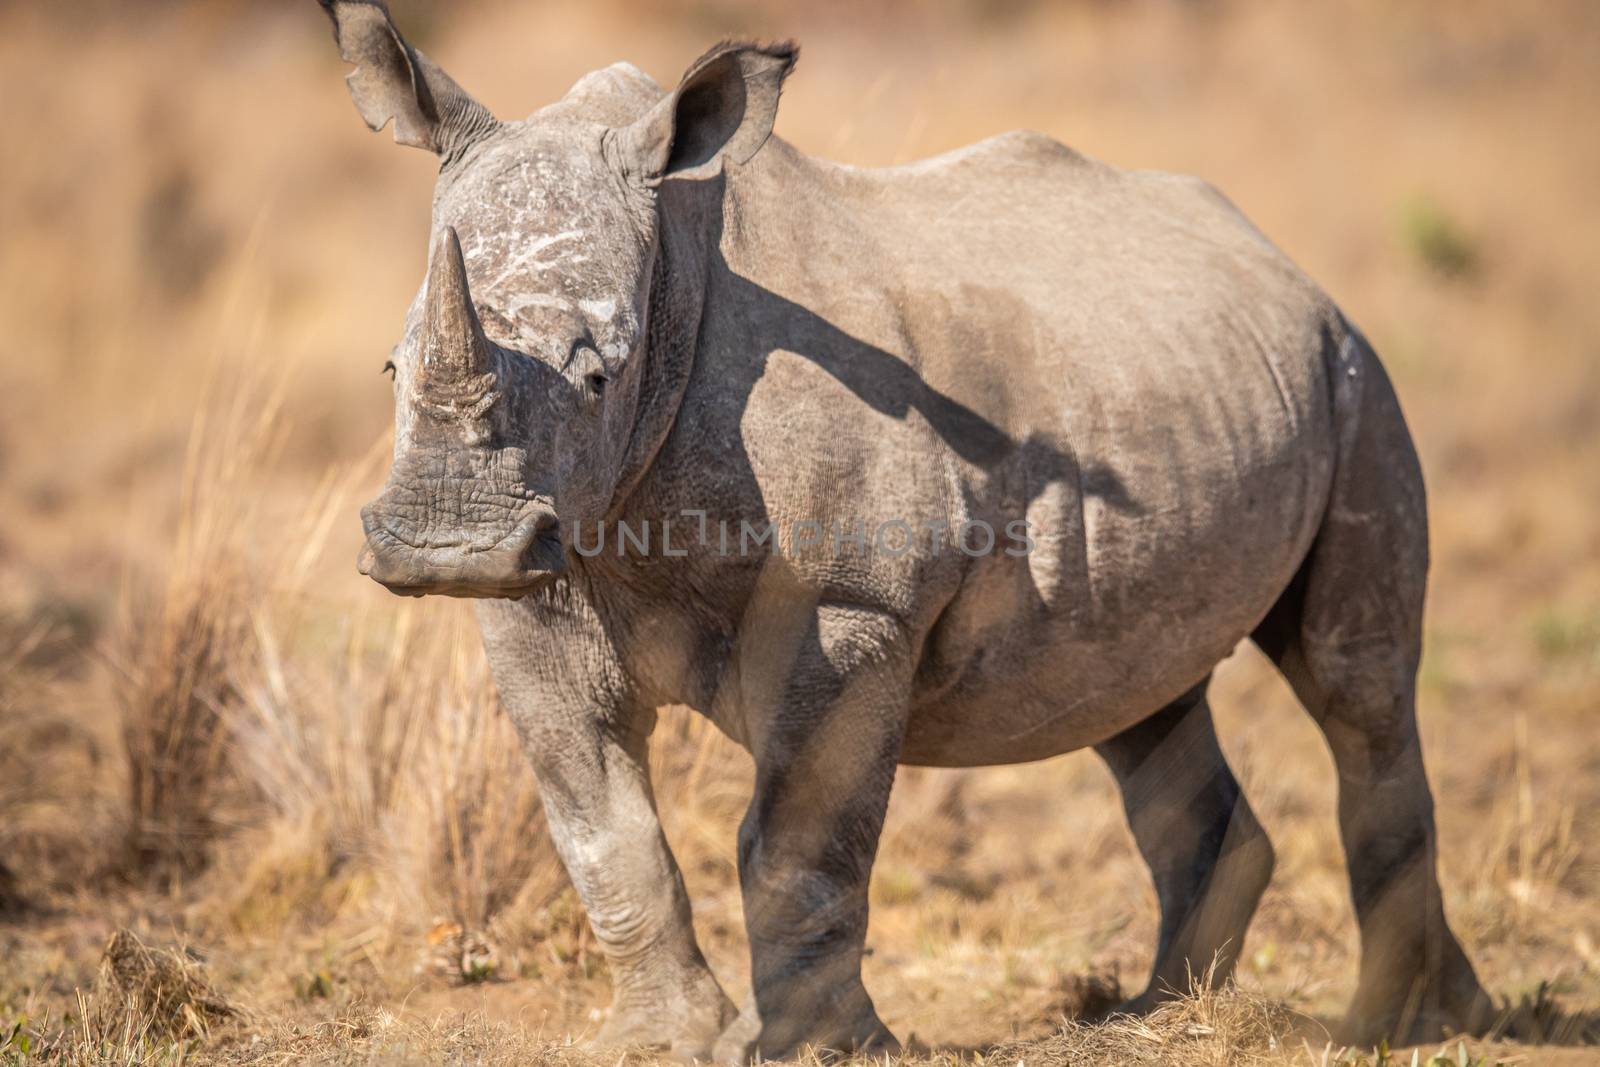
[357,503,563,598]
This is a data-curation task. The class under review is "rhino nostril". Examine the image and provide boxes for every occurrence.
[518,510,564,572]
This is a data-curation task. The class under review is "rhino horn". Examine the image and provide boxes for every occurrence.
[419,226,494,387]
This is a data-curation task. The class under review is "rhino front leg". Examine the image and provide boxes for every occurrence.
[478,606,734,1058]
[533,715,735,1055]
[710,603,908,1063]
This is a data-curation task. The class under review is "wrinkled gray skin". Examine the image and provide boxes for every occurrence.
[319,2,1491,1058]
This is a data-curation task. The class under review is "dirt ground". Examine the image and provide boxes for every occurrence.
[1,2,1597,1065]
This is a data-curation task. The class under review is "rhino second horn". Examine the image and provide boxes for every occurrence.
[420,226,493,383]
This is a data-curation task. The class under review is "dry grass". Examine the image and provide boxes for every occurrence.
[1,1,1597,1065]
[8,948,1520,1067]
[95,929,237,1040]
[4,930,234,1064]
[983,977,1298,1067]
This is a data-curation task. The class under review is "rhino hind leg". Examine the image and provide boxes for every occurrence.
[1251,346,1491,1045]
[1096,678,1275,1010]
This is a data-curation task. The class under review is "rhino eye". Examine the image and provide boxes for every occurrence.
[586,371,609,396]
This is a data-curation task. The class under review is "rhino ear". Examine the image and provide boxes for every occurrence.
[619,40,797,183]
[318,0,497,159]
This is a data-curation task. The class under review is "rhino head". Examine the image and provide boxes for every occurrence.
[320,0,794,596]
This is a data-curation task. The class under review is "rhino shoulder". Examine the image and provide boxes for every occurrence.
[884,128,1098,177]
[977,128,1092,165]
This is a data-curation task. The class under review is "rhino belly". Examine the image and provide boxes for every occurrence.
[901,432,1329,768]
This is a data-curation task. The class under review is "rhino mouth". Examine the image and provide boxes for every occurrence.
[357,506,564,599]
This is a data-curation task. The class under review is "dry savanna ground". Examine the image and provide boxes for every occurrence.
[1,1,1597,1064]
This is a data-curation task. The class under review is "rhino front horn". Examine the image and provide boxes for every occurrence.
[419,226,494,386]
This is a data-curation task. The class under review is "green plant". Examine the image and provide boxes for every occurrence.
[2,1016,33,1063]
[1399,195,1481,281]
[1531,604,1600,666]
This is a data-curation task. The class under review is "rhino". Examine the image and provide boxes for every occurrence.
[318,1,1490,1058]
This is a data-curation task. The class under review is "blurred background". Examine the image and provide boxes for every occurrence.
[1,1,1596,1063]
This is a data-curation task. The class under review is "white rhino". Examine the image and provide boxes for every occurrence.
[319,1,1489,1058]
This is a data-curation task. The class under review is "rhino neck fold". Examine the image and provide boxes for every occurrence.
[596,178,716,533]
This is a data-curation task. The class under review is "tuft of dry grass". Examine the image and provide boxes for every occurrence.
[0,592,105,914]
[4,930,239,1065]
[985,979,1299,1067]
[0,625,49,918]
[109,358,291,883]
[114,581,251,881]
[95,929,237,1041]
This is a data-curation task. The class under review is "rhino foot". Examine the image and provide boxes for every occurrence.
[710,987,898,1064]
[592,969,737,1061]
[1341,945,1494,1047]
